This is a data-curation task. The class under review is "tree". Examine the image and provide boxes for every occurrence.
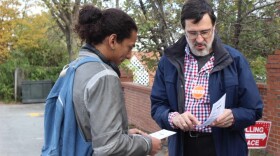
[213,0,280,59]
[0,0,21,63]
[42,0,81,61]
[41,0,120,62]
[39,0,279,81]
[213,0,280,81]
[122,0,185,72]
[122,0,279,81]
[13,12,68,67]
[124,0,185,57]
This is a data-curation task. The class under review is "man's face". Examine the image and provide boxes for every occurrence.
[184,14,215,56]
[111,30,137,65]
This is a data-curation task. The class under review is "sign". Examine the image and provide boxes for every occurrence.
[245,121,271,149]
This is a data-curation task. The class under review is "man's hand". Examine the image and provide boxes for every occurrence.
[149,136,161,156]
[211,109,234,128]
[129,128,161,156]
[171,112,201,131]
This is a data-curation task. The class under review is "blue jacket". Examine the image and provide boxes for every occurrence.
[151,36,263,156]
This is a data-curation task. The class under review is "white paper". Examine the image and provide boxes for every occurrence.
[197,94,226,128]
[149,129,176,140]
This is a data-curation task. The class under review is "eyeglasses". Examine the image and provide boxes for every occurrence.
[185,28,213,39]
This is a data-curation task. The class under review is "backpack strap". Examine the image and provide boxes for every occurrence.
[60,57,101,77]
[72,56,101,69]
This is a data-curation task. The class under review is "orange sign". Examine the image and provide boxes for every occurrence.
[192,85,205,99]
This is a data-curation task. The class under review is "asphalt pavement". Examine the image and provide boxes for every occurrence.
[0,103,167,156]
[0,103,44,156]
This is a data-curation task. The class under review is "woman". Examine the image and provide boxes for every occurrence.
[73,5,161,156]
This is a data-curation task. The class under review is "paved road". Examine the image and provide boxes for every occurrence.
[0,103,44,156]
[0,103,167,156]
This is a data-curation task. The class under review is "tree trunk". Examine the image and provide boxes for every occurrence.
[233,0,242,49]
[65,27,73,62]
[42,0,81,62]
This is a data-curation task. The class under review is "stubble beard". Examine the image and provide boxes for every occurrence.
[186,34,214,56]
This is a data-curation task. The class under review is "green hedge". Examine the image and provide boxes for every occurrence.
[0,61,16,101]
[0,60,64,102]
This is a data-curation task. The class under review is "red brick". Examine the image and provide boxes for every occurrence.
[267,72,280,77]
[274,50,280,55]
[266,64,280,69]
[267,59,280,64]
[267,55,279,60]
[268,69,280,73]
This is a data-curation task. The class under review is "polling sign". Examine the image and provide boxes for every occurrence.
[245,121,272,149]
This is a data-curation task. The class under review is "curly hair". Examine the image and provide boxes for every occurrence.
[74,5,138,45]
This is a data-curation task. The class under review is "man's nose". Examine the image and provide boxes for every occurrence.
[126,51,132,59]
[195,34,204,43]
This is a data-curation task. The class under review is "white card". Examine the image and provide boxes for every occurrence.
[149,129,176,140]
[197,93,226,128]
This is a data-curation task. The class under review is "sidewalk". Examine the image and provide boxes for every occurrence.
[0,103,169,156]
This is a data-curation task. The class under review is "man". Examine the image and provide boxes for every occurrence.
[42,5,161,156]
[150,0,263,156]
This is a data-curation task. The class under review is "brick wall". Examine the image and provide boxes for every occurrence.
[264,50,280,155]
[122,82,161,133]
[120,69,133,82]
[122,50,280,155]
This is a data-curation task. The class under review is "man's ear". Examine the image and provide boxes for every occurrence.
[108,34,117,50]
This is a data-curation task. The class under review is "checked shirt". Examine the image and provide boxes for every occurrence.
[168,46,214,133]
[184,46,214,133]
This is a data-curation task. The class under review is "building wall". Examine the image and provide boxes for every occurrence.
[122,50,280,155]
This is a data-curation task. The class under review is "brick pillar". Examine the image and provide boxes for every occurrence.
[265,50,280,155]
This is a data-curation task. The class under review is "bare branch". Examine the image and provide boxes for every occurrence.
[240,1,280,22]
